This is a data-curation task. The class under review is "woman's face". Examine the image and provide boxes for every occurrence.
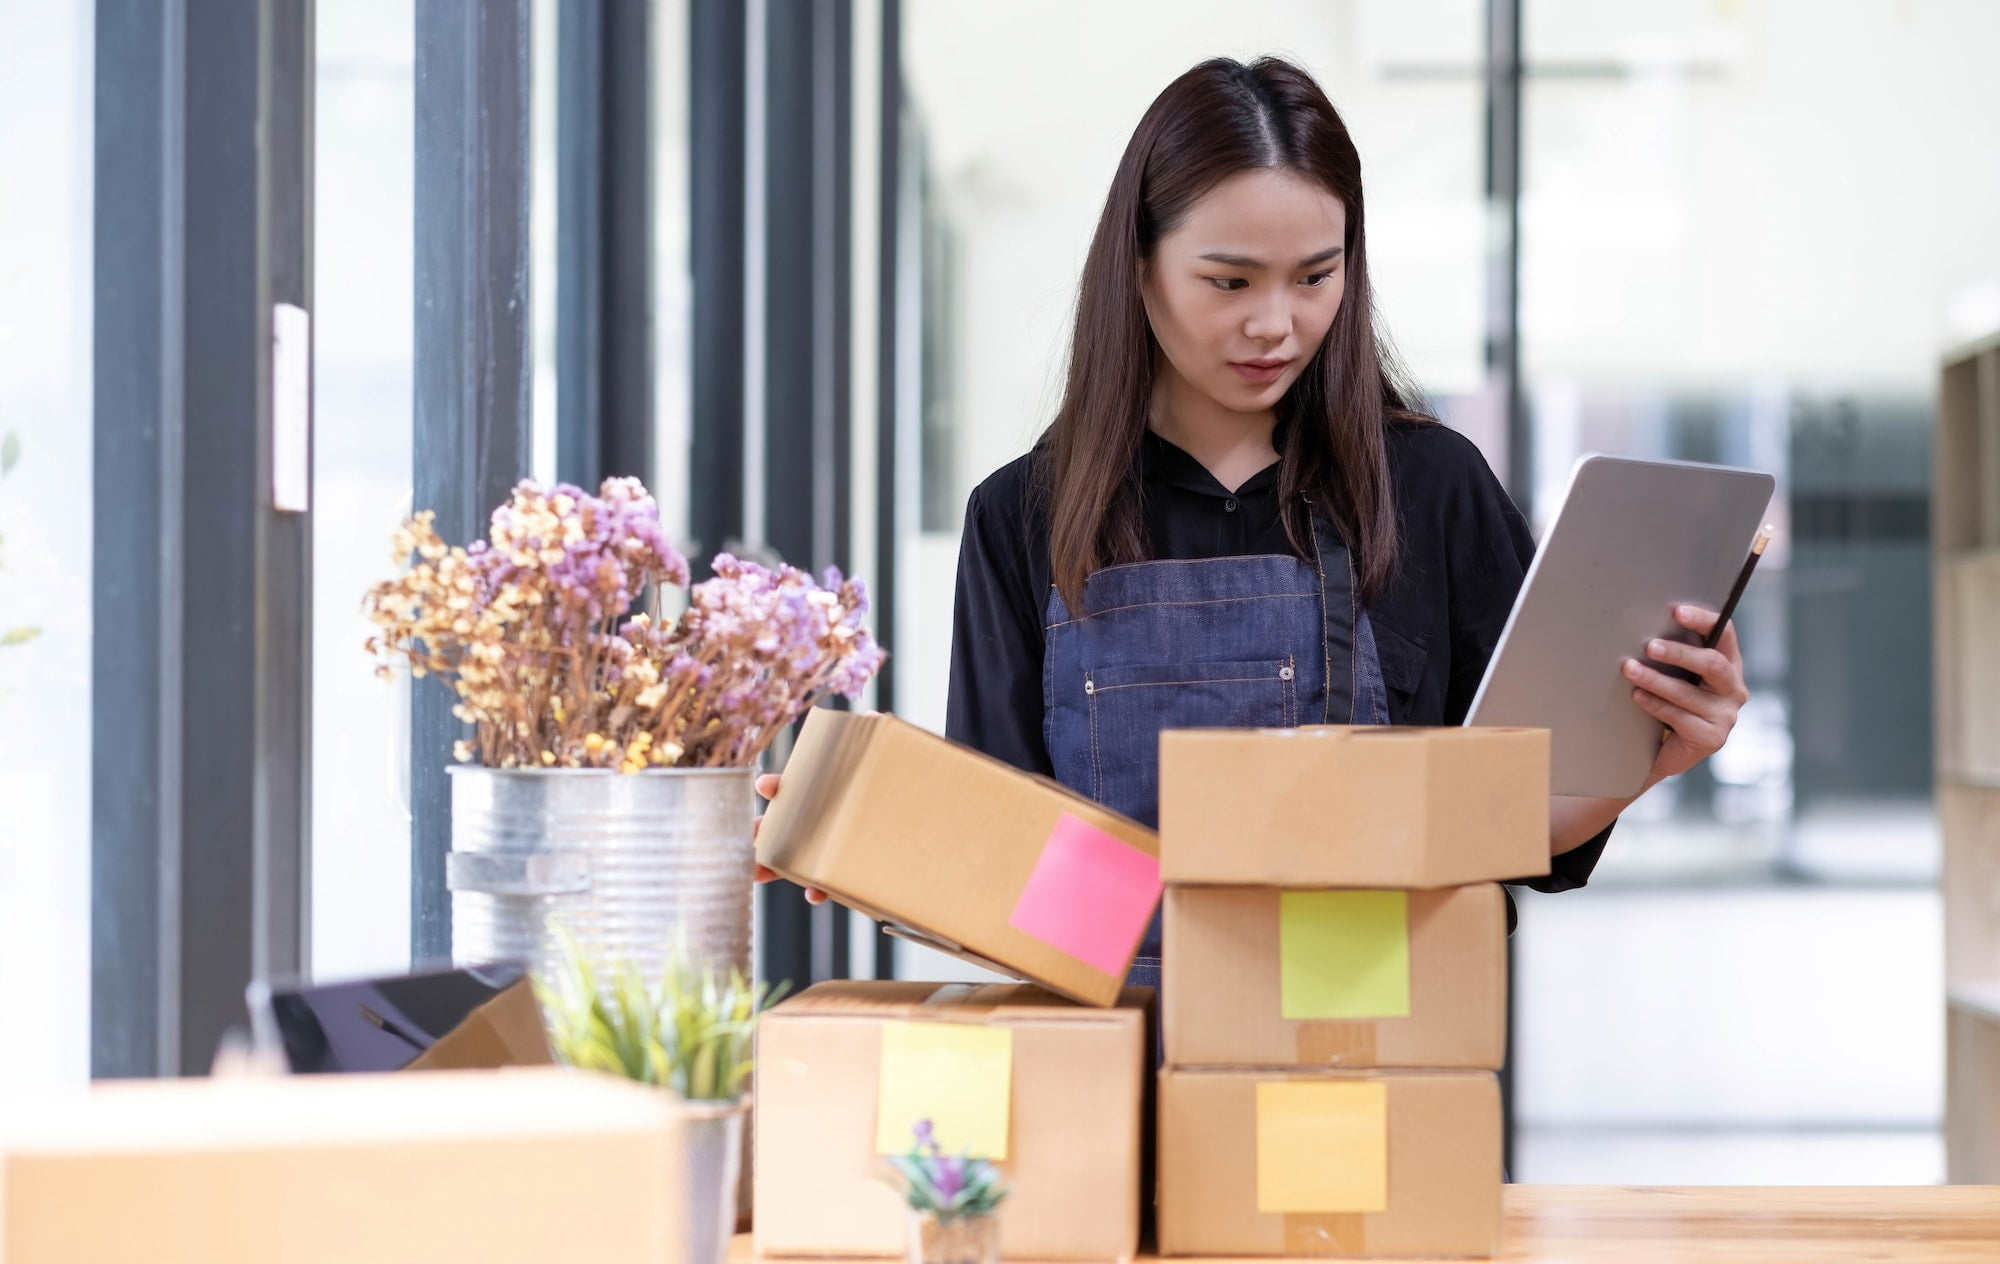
[1141,167,1348,416]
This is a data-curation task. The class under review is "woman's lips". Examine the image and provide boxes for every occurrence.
[1229,359,1289,385]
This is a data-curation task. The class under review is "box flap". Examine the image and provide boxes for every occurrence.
[767,977,1146,1026]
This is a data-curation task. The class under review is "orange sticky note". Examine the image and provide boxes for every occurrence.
[1255,1080,1389,1213]
[874,1022,1013,1159]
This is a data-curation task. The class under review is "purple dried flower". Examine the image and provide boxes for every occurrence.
[934,1156,966,1202]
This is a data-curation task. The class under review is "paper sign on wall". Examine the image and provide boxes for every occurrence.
[874,1022,1013,1159]
[1279,890,1411,1020]
[1007,813,1161,977]
[1254,1080,1389,1213]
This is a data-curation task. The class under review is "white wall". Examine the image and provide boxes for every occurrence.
[0,0,93,1090]
[1521,0,2000,388]
[311,0,417,982]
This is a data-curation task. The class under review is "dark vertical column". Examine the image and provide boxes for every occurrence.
[557,0,654,490]
[1484,0,1526,1174]
[1485,0,1528,505]
[871,0,902,982]
[92,0,179,1080]
[411,0,533,965]
[263,0,315,991]
[761,0,854,988]
[92,0,313,1077]
[689,0,746,570]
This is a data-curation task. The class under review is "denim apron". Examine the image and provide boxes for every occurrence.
[1041,507,1392,995]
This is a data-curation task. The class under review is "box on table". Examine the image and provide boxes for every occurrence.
[0,1068,683,1263]
[756,708,1163,1007]
[1159,726,1551,888]
[1157,1066,1500,1259]
[754,980,1151,1261]
[1163,883,1505,1069]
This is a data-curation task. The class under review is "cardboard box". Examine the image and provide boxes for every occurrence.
[756,709,1162,1006]
[0,1068,686,1263]
[1157,1067,1500,1258]
[1159,726,1551,887]
[1163,883,1506,1069]
[754,981,1150,1261]
[404,975,556,1070]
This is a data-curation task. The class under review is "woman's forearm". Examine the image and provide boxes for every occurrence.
[1550,781,1657,857]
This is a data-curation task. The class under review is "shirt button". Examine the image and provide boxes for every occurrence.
[1225,498,1238,512]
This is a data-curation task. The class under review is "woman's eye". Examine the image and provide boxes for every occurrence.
[1207,277,1248,292]
[1301,271,1335,288]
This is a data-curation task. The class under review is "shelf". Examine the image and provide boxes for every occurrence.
[1941,330,2000,1183]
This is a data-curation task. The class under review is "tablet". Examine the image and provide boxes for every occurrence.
[1463,453,1776,798]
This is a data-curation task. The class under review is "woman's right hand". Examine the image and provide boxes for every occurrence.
[753,772,828,905]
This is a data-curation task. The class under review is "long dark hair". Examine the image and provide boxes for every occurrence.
[1045,56,1433,614]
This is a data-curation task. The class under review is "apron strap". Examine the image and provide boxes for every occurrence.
[1305,504,1358,724]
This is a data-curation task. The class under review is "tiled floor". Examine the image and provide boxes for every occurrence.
[1512,878,1943,1184]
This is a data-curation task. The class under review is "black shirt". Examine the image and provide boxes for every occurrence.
[944,418,1609,896]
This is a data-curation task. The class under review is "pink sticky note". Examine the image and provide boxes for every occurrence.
[1008,813,1162,977]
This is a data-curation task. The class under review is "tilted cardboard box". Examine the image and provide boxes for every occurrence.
[756,709,1163,1007]
[1163,883,1506,1069]
[0,1068,685,1263]
[755,981,1151,1261]
[1158,726,1551,888]
[1157,1066,1501,1259]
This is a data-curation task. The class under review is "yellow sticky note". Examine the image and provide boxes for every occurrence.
[875,1022,1013,1159]
[1255,1080,1389,1213]
[1279,890,1411,1019]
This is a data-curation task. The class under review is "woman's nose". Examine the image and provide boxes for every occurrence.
[1243,293,1292,343]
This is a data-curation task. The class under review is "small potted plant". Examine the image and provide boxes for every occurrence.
[537,928,784,1264]
[887,1119,1010,1264]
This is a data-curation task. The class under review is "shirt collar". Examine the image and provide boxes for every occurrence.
[1141,421,1288,498]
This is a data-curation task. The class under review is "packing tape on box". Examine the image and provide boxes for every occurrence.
[1283,1213,1370,1255]
[1294,1020,1379,1067]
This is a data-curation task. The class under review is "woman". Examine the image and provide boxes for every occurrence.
[760,57,1746,989]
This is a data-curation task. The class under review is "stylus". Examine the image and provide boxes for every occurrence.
[1703,524,1774,650]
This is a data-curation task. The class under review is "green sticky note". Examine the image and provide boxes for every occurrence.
[874,1022,1013,1159]
[1279,890,1411,1020]
[1255,1080,1389,1213]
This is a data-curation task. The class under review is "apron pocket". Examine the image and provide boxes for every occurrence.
[1082,658,1295,815]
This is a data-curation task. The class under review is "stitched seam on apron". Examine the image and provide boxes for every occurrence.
[1086,672,1103,802]
[1045,591,1317,630]
[1308,512,1333,723]
[1348,551,1360,723]
[1093,674,1275,692]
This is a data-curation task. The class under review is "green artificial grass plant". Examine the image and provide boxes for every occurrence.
[535,926,786,1102]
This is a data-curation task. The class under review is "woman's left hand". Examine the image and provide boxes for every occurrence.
[1623,604,1749,786]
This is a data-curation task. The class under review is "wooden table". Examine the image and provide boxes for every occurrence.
[733,1186,2000,1261]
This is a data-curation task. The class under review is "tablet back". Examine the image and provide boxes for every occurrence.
[1465,454,1775,798]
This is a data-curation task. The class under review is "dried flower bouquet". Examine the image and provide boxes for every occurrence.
[365,477,884,770]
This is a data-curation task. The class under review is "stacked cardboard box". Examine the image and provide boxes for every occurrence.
[754,982,1154,1260]
[1154,726,1551,1259]
[753,709,1165,1257]
[756,709,1165,1008]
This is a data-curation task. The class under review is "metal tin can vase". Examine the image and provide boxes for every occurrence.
[908,1212,1000,1264]
[445,766,757,985]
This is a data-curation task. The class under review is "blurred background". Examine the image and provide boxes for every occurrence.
[5,0,1998,1185]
